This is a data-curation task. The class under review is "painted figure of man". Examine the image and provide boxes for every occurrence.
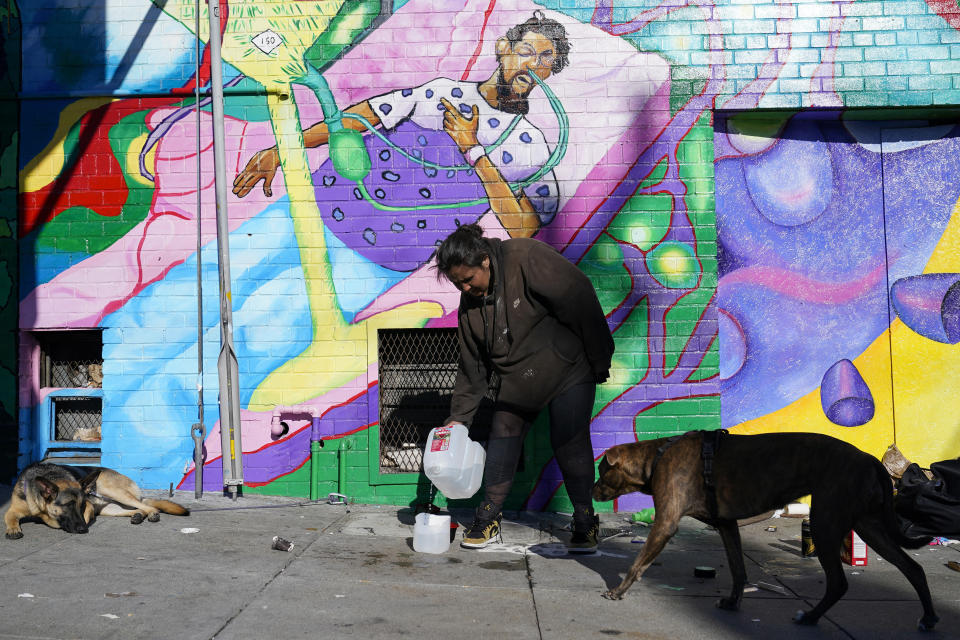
[233,11,570,272]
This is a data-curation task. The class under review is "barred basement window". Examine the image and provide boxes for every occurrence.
[37,330,103,389]
[53,396,102,443]
[377,328,461,474]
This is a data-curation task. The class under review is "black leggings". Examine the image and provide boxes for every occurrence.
[482,381,596,518]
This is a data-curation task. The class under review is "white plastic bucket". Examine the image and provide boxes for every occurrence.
[413,512,452,554]
[422,423,485,499]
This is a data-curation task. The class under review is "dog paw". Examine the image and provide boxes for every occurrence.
[918,615,939,632]
[602,590,624,601]
[792,611,818,626]
[147,512,160,523]
[716,597,740,611]
[130,513,145,525]
[5,531,23,540]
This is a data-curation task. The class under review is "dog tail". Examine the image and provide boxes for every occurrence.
[144,499,190,516]
[874,461,931,549]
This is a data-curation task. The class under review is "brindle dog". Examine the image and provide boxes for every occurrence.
[5,462,189,539]
[593,431,938,631]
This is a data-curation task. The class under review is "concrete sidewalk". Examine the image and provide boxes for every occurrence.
[1,486,959,639]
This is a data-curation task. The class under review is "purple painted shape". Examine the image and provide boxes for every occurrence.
[891,273,960,344]
[615,493,654,512]
[314,121,489,272]
[179,386,378,491]
[820,359,874,427]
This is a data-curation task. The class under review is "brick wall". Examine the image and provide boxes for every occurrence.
[9,0,960,509]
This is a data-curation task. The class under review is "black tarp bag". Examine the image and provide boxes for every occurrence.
[894,459,960,538]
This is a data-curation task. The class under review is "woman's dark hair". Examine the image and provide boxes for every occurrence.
[434,223,489,281]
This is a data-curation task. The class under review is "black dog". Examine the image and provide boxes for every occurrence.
[593,431,938,631]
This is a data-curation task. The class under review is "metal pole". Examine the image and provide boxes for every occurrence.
[206,0,243,498]
[193,0,205,501]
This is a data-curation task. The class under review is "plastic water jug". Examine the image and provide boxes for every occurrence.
[422,423,485,499]
[413,512,451,554]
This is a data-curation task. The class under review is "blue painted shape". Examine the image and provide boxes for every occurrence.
[891,273,960,344]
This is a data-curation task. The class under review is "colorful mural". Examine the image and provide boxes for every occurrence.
[12,0,960,510]
[717,112,960,466]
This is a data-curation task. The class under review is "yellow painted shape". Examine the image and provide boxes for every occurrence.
[891,195,960,465]
[159,0,345,89]
[21,98,115,192]
[731,195,960,466]
[730,326,895,460]
[246,93,442,410]
[127,133,156,188]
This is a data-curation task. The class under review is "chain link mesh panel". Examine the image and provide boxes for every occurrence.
[53,396,102,442]
[377,328,459,473]
[377,328,497,474]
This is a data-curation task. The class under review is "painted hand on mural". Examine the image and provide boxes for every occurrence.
[231,147,280,198]
[441,98,480,151]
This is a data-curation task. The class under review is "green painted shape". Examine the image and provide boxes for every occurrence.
[606,157,672,251]
[0,260,9,310]
[329,128,371,181]
[596,299,650,413]
[670,66,708,116]
[687,338,719,383]
[223,78,273,122]
[636,397,719,436]
[580,235,631,313]
[607,194,673,253]
[646,241,699,289]
[33,207,98,253]
[33,109,156,255]
[305,0,383,74]
[0,132,16,189]
[726,111,793,141]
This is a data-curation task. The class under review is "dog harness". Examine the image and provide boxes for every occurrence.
[701,429,728,521]
[648,430,728,521]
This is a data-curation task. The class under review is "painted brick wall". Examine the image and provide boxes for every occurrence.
[9,0,960,511]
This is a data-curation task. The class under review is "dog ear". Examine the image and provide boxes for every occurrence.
[35,477,59,502]
[80,469,102,494]
[615,443,652,485]
[602,446,622,470]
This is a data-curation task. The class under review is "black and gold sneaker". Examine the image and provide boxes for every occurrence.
[568,514,600,554]
[461,502,503,549]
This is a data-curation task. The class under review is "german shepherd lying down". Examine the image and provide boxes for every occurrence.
[5,462,189,539]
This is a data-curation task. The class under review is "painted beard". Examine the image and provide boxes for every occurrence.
[496,68,530,115]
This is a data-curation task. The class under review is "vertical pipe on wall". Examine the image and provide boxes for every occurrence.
[338,439,350,499]
[310,417,321,501]
[207,0,244,498]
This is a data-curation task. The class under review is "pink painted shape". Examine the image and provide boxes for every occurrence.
[20,110,280,329]
[719,260,888,305]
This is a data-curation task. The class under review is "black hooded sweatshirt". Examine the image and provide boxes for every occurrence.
[446,237,615,426]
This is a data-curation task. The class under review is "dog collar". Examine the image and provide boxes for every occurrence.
[649,434,686,481]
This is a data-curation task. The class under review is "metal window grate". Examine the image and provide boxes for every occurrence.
[377,328,496,474]
[377,328,460,474]
[37,331,103,389]
[53,396,102,442]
